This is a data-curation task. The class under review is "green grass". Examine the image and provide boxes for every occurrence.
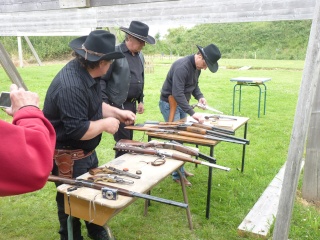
[0,58,319,240]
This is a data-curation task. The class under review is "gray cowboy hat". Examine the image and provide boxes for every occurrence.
[120,21,156,45]
[196,44,221,73]
[69,30,125,62]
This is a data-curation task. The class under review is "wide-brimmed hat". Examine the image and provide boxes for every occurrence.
[196,44,221,73]
[120,21,155,45]
[69,30,125,62]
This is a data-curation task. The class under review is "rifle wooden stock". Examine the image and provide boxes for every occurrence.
[113,145,230,171]
[118,139,219,164]
[48,175,188,209]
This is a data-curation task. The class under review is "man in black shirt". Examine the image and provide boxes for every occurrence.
[43,30,135,240]
[100,20,155,157]
[159,43,221,186]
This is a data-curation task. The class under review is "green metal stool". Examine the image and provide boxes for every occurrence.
[231,77,271,118]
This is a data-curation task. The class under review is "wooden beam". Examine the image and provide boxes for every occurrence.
[24,36,43,66]
[0,41,28,90]
[272,1,320,239]
[17,36,23,68]
[238,162,304,238]
[0,0,316,36]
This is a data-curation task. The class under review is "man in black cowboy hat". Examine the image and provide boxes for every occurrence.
[43,30,136,240]
[100,20,155,158]
[159,43,221,186]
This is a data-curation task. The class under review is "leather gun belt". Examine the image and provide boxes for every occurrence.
[54,149,94,178]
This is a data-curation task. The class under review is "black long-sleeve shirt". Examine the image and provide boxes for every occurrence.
[43,59,103,151]
[160,55,204,116]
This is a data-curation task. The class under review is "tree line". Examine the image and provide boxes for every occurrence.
[0,20,311,61]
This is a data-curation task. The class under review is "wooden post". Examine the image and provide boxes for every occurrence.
[0,41,28,90]
[17,36,23,67]
[273,2,320,239]
[24,36,43,66]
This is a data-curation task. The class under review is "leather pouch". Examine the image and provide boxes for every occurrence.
[54,153,74,178]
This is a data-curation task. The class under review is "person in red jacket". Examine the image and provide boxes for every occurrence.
[0,84,56,196]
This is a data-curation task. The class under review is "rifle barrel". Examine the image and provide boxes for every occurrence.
[48,175,188,209]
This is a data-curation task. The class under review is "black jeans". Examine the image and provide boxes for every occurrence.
[53,151,106,240]
[110,100,137,158]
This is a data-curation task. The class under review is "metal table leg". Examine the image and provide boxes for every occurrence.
[205,146,214,219]
[67,215,74,240]
[241,122,248,172]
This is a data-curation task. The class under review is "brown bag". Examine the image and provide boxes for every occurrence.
[54,153,74,178]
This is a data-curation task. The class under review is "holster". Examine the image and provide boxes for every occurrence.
[54,149,93,178]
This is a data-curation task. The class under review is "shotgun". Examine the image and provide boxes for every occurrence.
[114,144,230,171]
[48,175,188,209]
[118,139,217,163]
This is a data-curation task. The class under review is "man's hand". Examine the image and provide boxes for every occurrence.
[191,112,205,123]
[198,98,207,106]
[5,84,39,116]
[118,110,136,125]
[103,117,120,134]
[137,102,144,114]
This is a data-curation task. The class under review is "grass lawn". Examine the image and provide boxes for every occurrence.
[0,57,319,240]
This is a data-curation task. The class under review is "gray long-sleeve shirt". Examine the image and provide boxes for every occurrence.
[160,55,204,116]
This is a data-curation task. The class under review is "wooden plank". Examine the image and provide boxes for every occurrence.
[272,0,320,239]
[238,164,285,238]
[302,48,320,200]
[59,0,90,9]
[0,0,316,36]
[238,162,304,238]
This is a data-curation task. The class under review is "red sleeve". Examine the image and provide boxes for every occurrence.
[0,107,56,196]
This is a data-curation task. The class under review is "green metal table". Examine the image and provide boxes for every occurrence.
[231,77,271,118]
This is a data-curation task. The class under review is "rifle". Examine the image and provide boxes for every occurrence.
[48,175,188,209]
[204,114,238,121]
[118,139,217,163]
[144,120,235,135]
[171,124,248,145]
[125,125,246,145]
[89,166,141,179]
[114,143,230,171]
[144,122,249,145]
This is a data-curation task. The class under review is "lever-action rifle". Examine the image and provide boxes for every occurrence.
[118,139,217,163]
[143,120,235,135]
[126,125,245,145]
[144,123,249,145]
[48,175,188,209]
[114,144,230,171]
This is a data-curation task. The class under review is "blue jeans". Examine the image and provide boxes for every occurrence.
[159,99,187,180]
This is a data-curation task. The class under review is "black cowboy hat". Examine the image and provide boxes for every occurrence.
[120,21,156,45]
[69,30,125,62]
[196,44,221,73]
